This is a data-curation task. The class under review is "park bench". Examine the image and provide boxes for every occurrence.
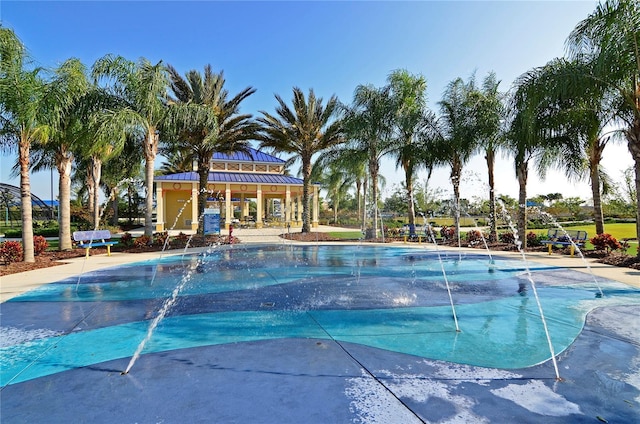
[540,229,587,257]
[73,230,118,258]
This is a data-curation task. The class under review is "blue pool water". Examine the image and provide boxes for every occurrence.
[2,244,639,387]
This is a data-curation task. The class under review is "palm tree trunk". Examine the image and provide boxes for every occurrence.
[197,157,209,235]
[355,179,362,220]
[627,116,640,256]
[516,161,528,249]
[86,167,95,221]
[144,130,158,237]
[111,187,119,226]
[57,154,73,250]
[19,138,35,262]
[405,166,416,235]
[91,157,102,229]
[361,179,367,232]
[590,161,605,236]
[369,158,379,239]
[485,149,498,242]
[301,157,312,233]
[450,160,461,241]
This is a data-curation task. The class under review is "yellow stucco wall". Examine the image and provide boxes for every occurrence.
[165,189,194,230]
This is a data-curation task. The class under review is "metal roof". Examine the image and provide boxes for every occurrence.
[155,171,309,185]
[211,147,285,164]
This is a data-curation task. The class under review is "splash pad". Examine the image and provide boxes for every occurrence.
[1,243,639,423]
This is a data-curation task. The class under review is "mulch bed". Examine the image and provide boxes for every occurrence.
[2,233,639,276]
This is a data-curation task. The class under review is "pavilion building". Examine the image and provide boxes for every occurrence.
[153,148,319,232]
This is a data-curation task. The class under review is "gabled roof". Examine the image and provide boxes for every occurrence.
[155,171,308,185]
[211,147,285,164]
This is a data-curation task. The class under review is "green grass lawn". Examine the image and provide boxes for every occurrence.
[326,231,363,239]
[528,223,637,250]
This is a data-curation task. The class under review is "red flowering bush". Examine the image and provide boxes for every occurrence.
[0,241,23,264]
[133,235,152,248]
[153,231,169,247]
[466,229,485,246]
[33,235,49,256]
[440,226,455,240]
[119,232,134,247]
[499,231,515,244]
[590,233,621,252]
[175,232,190,243]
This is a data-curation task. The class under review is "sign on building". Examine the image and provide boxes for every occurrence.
[203,207,220,235]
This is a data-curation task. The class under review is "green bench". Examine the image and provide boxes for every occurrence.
[73,230,118,258]
[540,229,587,257]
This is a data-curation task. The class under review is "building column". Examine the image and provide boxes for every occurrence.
[225,184,232,230]
[240,194,247,220]
[256,185,263,228]
[312,185,319,228]
[191,183,198,231]
[155,184,164,232]
[285,185,291,224]
[296,194,302,226]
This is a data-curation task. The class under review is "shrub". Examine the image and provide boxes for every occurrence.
[153,231,169,247]
[526,231,543,247]
[133,235,152,248]
[0,240,23,264]
[499,231,515,244]
[119,232,134,247]
[440,226,455,240]
[590,233,622,252]
[33,235,49,256]
[465,229,485,246]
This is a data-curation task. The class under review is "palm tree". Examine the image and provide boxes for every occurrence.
[529,58,620,236]
[386,69,435,235]
[258,87,343,233]
[100,132,143,226]
[508,66,582,247]
[323,147,369,230]
[566,0,640,251]
[92,55,169,237]
[469,72,505,242]
[0,29,84,261]
[30,58,89,250]
[158,149,193,174]
[342,84,395,238]
[431,76,479,240]
[311,160,355,224]
[166,64,257,233]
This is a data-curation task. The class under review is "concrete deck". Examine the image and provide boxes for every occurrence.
[1,226,639,423]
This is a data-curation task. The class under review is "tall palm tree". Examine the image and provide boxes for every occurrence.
[258,87,343,233]
[567,0,640,251]
[508,66,582,247]
[311,160,355,224]
[469,72,505,242]
[30,58,89,250]
[166,64,257,233]
[343,84,395,238]
[529,58,620,235]
[322,147,369,230]
[92,55,169,237]
[386,69,435,235]
[0,29,84,261]
[100,132,144,226]
[431,76,479,240]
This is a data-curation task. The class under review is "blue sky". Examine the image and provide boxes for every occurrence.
[1,0,632,203]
